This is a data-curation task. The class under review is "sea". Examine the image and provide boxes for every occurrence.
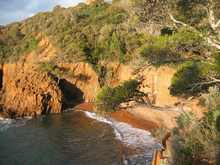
[0,110,161,165]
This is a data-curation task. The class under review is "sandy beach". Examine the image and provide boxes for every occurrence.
[75,103,159,131]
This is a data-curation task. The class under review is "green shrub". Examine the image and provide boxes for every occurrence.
[172,87,220,164]
[160,26,174,36]
[176,112,196,130]
[141,35,176,65]
[0,35,38,63]
[214,53,220,74]
[140,28,205,66]
[0,45,10,63]
[172,108,220,164]
[201,86,220,110]
[38,62,63,78]
[172,27,205,53]
[170,62,202,95]
[96,86,117,112]
[96,79,139,112]
[0,1,130,65]
[172,0,209,26]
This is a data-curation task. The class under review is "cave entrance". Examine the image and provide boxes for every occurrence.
[0,69,3,90]
[59,79,84,109]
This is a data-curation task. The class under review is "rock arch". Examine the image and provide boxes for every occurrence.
[59,79,84,109]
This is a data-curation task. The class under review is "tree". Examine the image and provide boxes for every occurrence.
[168,0,220,49]
[170,62,202,95]
[95,79,139,112]
[132,0,169,24]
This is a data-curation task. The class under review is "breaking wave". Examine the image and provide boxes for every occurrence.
[0,117,32,131]
[83,111,162,165]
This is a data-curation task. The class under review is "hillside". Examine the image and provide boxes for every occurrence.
[0,0,220,164]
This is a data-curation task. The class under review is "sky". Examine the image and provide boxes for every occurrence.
[0,0,84,25]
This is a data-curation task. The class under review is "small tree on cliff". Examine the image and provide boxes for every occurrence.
[95,79,139,112]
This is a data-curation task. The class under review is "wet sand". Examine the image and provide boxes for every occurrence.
[75,103,158,131]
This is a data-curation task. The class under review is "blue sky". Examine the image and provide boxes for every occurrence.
[0,0,84,25]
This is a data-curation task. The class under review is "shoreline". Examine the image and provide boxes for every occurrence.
[75,103,159,132]
[75,103,165,164]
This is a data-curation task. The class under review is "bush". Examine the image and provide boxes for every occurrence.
[172,0,209,26]
[214,53,220,74]
[172,108,220,165]
[160,26,174,36]
[0,1,130,66]
[0,35,38,63]
[38,62,63,78]
[170,62,202,95]
[176,112,196,130]
[171,87,220,164]
[140,35,180,65]
[96,79,139,112]
[201,86,220,110]
[140,28,205,66]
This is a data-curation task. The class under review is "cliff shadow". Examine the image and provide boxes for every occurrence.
[59,79,84,109]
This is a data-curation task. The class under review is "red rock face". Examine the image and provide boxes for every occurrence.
[1,63,63,117]
[58,62,100,102]
[0,61,103,117]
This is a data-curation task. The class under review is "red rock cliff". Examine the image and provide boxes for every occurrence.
[1,63,62,117]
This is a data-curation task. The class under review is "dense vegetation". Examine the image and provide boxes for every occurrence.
[172,87,220,164]
[0,1,145,67]
[0,23,39,63]
[140,28,206,66]
[1,0,219,72]
[170,61,216,95]
[96,79,139,112]
[170,62,202,95]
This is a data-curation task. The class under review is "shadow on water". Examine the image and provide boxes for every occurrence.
[59,79,84,109]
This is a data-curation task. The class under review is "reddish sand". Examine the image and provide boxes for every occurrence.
[75,103,158,131]
[75,103,94,112]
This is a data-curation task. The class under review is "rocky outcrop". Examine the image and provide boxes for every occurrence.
[0,34,102,117]
[59,62,101,102]
[137,66,178,107]
[0,61,102,117]
[0,63,62,117]
[102,63,179,107]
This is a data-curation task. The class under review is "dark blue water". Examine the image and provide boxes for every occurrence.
[0,111,123,165]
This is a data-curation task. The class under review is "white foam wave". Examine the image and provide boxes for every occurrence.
[0,117,32,131]
[83,111,123,140]
[83,111,112,125]
[82,111,162,164]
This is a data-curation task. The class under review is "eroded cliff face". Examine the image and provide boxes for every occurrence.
[103,64,206,129]
[0,34,205,119]
[0,35,102,117]
[58,63,100,102]
[103,63,179,107]
[0,63,62,117]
